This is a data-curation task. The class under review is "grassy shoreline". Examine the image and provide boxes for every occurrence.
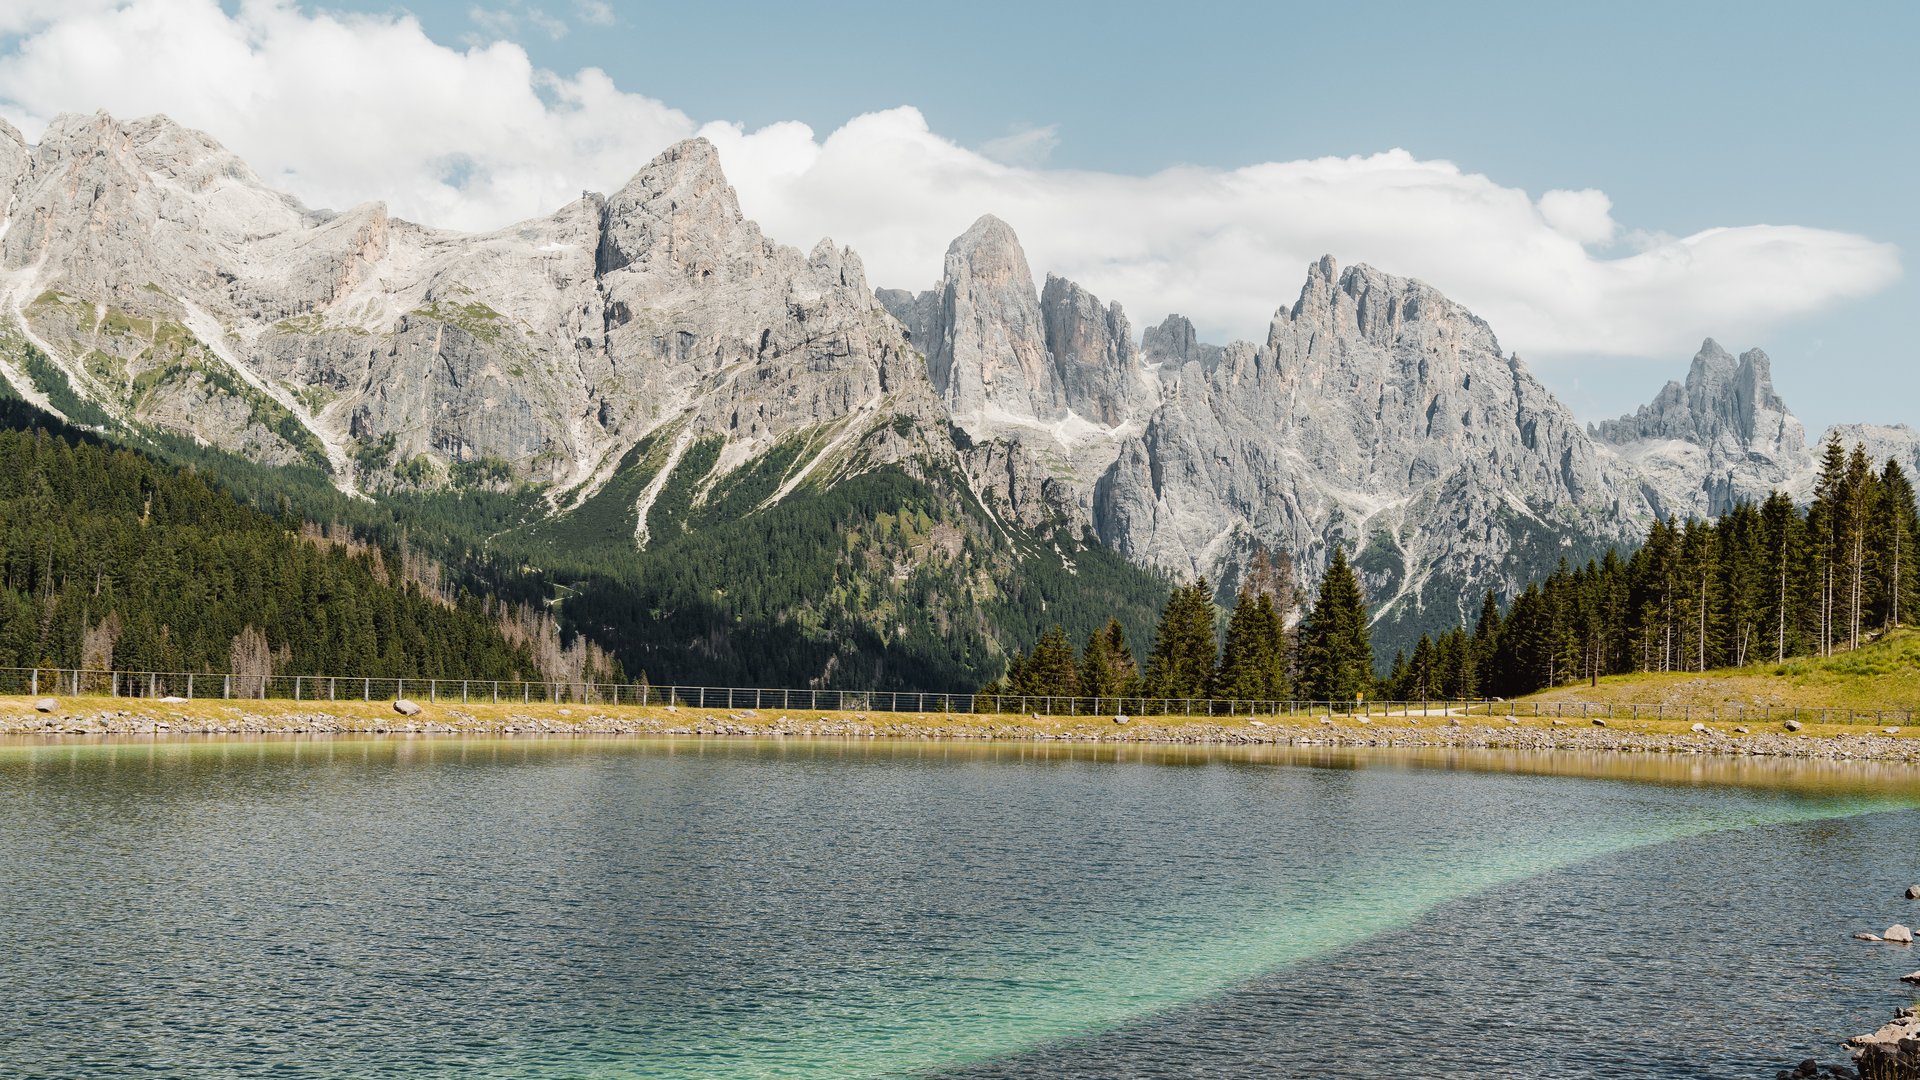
[2,694,1915,763]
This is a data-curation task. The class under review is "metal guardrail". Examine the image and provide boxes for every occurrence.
[0,667,1914,727]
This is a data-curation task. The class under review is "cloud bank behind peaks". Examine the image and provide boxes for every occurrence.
[0,0,1900,359]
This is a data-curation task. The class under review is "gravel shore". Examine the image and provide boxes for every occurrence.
[2,698,1916,763]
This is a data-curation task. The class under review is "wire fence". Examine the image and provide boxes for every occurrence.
[1,667,1914,728]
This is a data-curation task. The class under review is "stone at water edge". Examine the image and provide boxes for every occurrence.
[1858,933,1886,942]
[33,698,57,713]
[393,699,422,716]
[1885,924,1914,944]
[1907,885,1920,900]
[1902,971,1920,985]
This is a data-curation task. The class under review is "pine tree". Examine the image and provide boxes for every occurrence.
[1880,459,1920,629]
[1011,624,1080,699]
[1298,548,1372,702]
[1758,491,1806,662]
[1406,633,1436,701]
[1144,580,1217,701]
[1080,618,1139,698]
[1215,587,1289,702]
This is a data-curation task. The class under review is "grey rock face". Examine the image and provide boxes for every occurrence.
[1592,339,1811,517]
[1141,314,1224,370]
[1821,422,1920,477]
[0,114,941,510]
[1094,256,1653,626]
[888,215,1065,429]
[1039,274,1146,427]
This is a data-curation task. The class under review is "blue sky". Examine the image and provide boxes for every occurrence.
[0,0,1910,431]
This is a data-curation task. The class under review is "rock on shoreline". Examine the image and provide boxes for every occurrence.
[0,705,1916,763]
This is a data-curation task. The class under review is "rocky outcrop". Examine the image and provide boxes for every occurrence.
[1593,340,1812,517]
[0,114,943,506]
[1094,256,1653,630]
[890,215,1063,430]
[1823,422,1920,478]
[1141,314,1224,370]
[1039,274,1147,427]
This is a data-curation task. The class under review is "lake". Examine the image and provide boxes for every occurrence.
[1,737,1916,1078]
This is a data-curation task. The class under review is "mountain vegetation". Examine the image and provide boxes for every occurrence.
[0,399,536,681]
[1386,436,1920,701]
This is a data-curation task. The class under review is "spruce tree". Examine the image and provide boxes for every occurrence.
[1012,624,1080,699]
[1880,459,1920,628]
[1758,491,1806,662]
[1298,548,1372,702]
[1080,618,1139,698]
[1144,580,1217,701]
[1215,587,1288,701]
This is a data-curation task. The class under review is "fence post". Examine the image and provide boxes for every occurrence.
[294,676,301,701]
[186,674,193,700]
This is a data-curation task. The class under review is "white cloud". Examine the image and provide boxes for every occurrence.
[468,2,568,42]
[979,124,1059,167]
[0,0,1901,361]
[574,0,615,26]
[1537,188,1615,246]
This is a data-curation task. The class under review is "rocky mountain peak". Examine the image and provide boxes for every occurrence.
[1591,338,1811,518]
[1038,273,1145,427]
[1285,256,1500,357]
[881,214,1063,429]
[596,137,761,280]
[1141,314,1225,369]
[1593,338,1801,454]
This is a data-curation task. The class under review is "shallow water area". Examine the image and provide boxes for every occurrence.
[2,735,1916,1078]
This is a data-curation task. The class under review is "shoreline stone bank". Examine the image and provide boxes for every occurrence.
[2,698,1917,763]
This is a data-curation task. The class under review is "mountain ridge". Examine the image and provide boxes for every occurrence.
[3,109,1909,677]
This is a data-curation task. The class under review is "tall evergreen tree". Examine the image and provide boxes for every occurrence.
[1010,624,1079,698]
[1215,587,1289,701]
[1144,580,1217,700]
[1080,617,1139,698]
[1298,548,1372,702]
[1878,459,1920,629]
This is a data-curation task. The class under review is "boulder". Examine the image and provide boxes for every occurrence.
[1113,715,1130,725]
[1885,727,1902,735]
[159,696,188,704]
[1907,885,1920,900]
[33,697,57,713]
[393,699,422,716]
[1785,719,1804,732]
[1885,924,1915,944]
[1902,971,1920,985]
[1857,933,1885,942]
[1846,1010,1920,1077]
[1592,717,1608,726]
[1691,722,1709,733]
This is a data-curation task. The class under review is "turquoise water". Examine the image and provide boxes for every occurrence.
[1,738,1915,1077]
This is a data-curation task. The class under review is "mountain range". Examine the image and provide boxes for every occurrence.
[1,111,1912,682]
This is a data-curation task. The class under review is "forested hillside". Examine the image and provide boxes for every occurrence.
[1380,437,1920,701]
[0,400,537,679]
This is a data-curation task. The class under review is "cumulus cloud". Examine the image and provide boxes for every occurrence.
[979,124,1060,167]
[0,0,1900,361]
